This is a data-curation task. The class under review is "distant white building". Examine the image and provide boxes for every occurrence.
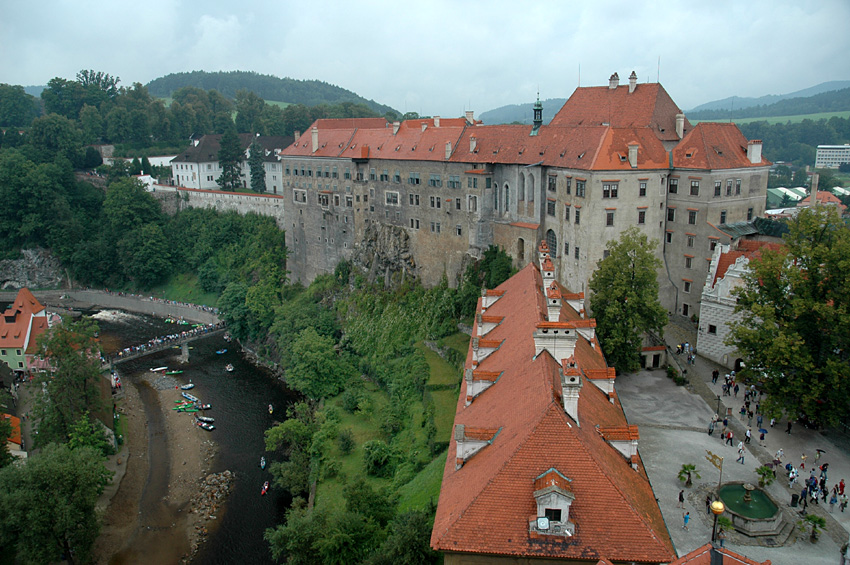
[815,144,850,169]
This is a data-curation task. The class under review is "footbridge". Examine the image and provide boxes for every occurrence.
[104,324,227,368]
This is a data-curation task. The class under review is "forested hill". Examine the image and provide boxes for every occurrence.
[688,87,850,121]
[688,80,850,113]
[146,70,397,115]
[479,98,566,125]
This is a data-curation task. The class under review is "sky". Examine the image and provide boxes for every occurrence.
[2,0,848,117]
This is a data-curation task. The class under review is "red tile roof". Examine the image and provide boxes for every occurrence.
[549,83,689,142]
[0,288,46,351]
[671,543,771,565]
[2,413,21,445]
[712,241,784,286]
[798,190,846,212]
[672,122,770,170]
[432,263,674,562]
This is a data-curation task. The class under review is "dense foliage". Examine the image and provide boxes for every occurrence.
[739,116,850,168]
[589,227,667,374]
[727,207,850,427]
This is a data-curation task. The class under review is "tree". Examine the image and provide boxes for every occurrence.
[235,89,266,134]
[0,83,39,127]
[286,327,355,400]
[588,227,666,373]
[217,128,243,190]
[0,416,13,470]
[68,411,114,457]
[31,318,105,446]
[727,207,850,427]
[79,104,103,144]
[248,138,267,193]
[839,162,850,173]
[677,463,700,487]
[76,70,120,99]
[28,114,82,163]
[0,443,111,564]
[368,510,439,565]
[265,402,317,498]
[343,477,397,527]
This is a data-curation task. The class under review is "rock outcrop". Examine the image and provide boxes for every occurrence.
[0,248,65,290]
[351,223,417,286]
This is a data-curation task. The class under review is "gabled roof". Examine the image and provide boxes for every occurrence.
[171,134,293,164]
[798,190,846,212]
[549,82,689,142]
[2,413,21,445]
[0,288,46,351]
[671,543,771,565]
[672,122,770,170]
[712,240,784,286]
[432,263,674,562]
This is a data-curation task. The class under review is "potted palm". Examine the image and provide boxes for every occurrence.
[799,514,827,543]
[755,465,775,488]
[678,463,700,488]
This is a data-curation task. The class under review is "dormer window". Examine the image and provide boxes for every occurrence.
[529,468,575,537]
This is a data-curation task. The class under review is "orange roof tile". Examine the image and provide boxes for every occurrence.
[432,263,674,562]
[672,122,770,170]
[671,543,771,565]
[2,414,21,445]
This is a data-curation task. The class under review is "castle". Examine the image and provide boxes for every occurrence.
[276,72,772,316]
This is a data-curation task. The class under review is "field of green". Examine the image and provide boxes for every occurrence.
[147,273,218,307]
[690,110,850,125]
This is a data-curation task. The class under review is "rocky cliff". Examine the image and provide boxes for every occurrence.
[351,223,417,286]
[0,248,65,290]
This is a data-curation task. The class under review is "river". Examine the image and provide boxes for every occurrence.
[95,309,297,564]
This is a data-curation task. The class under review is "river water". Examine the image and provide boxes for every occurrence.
[95,310,297,564]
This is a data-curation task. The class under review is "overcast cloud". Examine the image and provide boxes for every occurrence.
[1,0,848,116]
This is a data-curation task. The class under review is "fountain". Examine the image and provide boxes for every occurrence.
[716,482,785,537]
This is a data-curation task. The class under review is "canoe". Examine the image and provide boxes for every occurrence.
[180,383,194,390]
[225,364,234,372]
[150,366,167,372]
[182,392,199,402]
[216,349,227,355]
[261,481,269,495]
[165,370,183,375]
[196,415,215,423]
[196,420,215,431]
[260,456,266,470]
[195,403,212,410]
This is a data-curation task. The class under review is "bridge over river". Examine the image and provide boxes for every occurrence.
[104,324,227,368]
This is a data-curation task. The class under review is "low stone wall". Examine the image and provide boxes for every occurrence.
[173,187,286,229]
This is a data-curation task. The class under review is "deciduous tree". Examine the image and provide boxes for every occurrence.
[286,327,355,400]
[589,226,666,374]
[728,207,850,426]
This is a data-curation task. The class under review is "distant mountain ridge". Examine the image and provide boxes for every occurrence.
[687,80,850,113]
[479,98,566,125]
[145,70,397,115]
[688,87,850,121]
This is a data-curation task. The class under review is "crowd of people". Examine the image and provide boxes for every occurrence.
[103,321,226,364]
[100,289,219,315]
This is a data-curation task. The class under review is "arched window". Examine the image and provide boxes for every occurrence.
[504,184,510,212]
[546,229,557,258]
[528,174,535,201]
[494,185,499,211]
[518,174,525,201]
[518,238,525,261]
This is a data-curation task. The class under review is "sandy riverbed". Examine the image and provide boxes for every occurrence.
[93,374,225,565]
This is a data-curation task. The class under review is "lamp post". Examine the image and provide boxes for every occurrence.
[710,500,726,544]
[716,394,722,416]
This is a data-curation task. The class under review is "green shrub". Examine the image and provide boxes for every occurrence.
[338,429,355,455]
[363,440,395,478]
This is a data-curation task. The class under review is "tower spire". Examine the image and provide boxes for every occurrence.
[531,91,543,136]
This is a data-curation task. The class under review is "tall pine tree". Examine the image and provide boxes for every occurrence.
[217,128,242,190]
[248,138,267,193]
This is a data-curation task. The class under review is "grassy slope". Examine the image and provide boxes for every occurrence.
[146,273,219,307]
[690,110,850,125]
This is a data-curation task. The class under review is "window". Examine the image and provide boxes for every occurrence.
[319,193,329,207]
[409,218,420,229]
[324,166,330,178]
[467,176,478,188]
[720,210,727,224]
[386,191,399,206]
[688,210,697,225]
[638,209,646,224]
[574,208,581,225]
[690,180,699,196]
[294,189,307,203]
[409,193,420,206]
[429,174,442,187]
[726,179,732,196]
[334,195,340,206]
[456,224,462,236]
[714,181,721,196]
[708,324,717,335]
[393,170,401,183]
[430,221,441,233]
[333,166,338,178]
[448,175,461,188]
[574,246,580,260]
[468,195,478,212]
[669,178,678,194]
[565,177,572,195]
[575,180,586,197]
[346,196,353,207]
[667,208,676,222]
[666,232,672,244]
[606,211,615,226]
[285,165,290,175]
[455,198,461,210]
[504,185,510,211]
[546,199,556,216]
[485,177,492,189]
[380,169,389,182]
[639,181,647,197]
[687,235,695,247]
[429,196,441,209]
[684,281,692,293]
[548,175,557,191]
[683,304,690,316]
[409,172,421,185]
[564,205,570,221]
[603,183,619,198]
[710,239,717,251]
[344,167,351,180]
[564,241,569,255]
[747,207,753,221]
[735,179,741,195]
[545,508,562,522]
[685,256,693,269]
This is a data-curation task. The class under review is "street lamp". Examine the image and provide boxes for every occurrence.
[710,500,726,544]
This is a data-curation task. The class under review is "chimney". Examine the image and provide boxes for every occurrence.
[311,127,318,153]
[747,139,763,164]
[628,143,638,168]
[434,116,440,127]
[445,141,452,160]
[392,121,400,135]
[628,70,637,93]
[546,282,562,322]
[465,110,475,124]
[608,72,619,89]
[470,136,477,152]
[675,114,685,139]
[421,123,427,132]
[560,357,582,424]
[294,130,301,141]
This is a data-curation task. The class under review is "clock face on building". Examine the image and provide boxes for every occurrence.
[537,516,550,530]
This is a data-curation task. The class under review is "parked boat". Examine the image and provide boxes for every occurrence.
[216,349,227,355]
[261,481,269,495]
[194,403,212,410]
[150,366,168,372]
[225,364,234,372]
[180,383,195,390]
[195,415,215,423]
[260,456,266,470]
[268,404,273,415]
[165,370,183,375]
[182,392,199,402]
[196,420,215,431]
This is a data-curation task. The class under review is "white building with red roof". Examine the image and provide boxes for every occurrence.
[431,242,675,563]
[0,288,48,375]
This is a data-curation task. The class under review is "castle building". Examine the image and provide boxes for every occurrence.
[430,242,675,563]
[278,72,771,316]
[170,134,292,194]
[0,288,48,375]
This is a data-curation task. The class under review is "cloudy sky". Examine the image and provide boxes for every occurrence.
[2,0,847,116]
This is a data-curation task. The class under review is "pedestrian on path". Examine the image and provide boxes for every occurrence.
[786,421,793,434]
[745,428,752,444]
[678,490,685,508]
[717,528,726,547]
[734,383,740,397]
[737,446,745,464]
[757,414,763,428]
[726,431,734,446]
[840,479,845,495]
[841,494,848,512]
[801,453,807,469]
[770,417,776,428]
[712,369,719,384]
[683,512,690,530]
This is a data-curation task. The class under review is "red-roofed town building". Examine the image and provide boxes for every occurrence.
[797,189,847,215]
[670,543,771,565]
[0,288,48,375]
[275,72,769,321]
[2,413,26,459]
[431,244,675,563]
[697,239,783,369]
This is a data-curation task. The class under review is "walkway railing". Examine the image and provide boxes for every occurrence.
[103,323,227,367]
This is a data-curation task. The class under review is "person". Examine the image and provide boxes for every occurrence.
[841,493,848,513]
[706,494,713,514]
[737,446,745,464]
[757,413,763,428]
[801,452,807,469]
[733,383,740,397]
[770,416,776,428]
[717,528,726,547]
[712,369,719,384]
[745,428,752,444]
[840,479,845,495]
[683,511,690,531]
[708,418,715,436]
[726,431,734,446]
[678,490,685,508]
[821,463,830,481]
[786,421,793,434]
[759,430,766,444]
